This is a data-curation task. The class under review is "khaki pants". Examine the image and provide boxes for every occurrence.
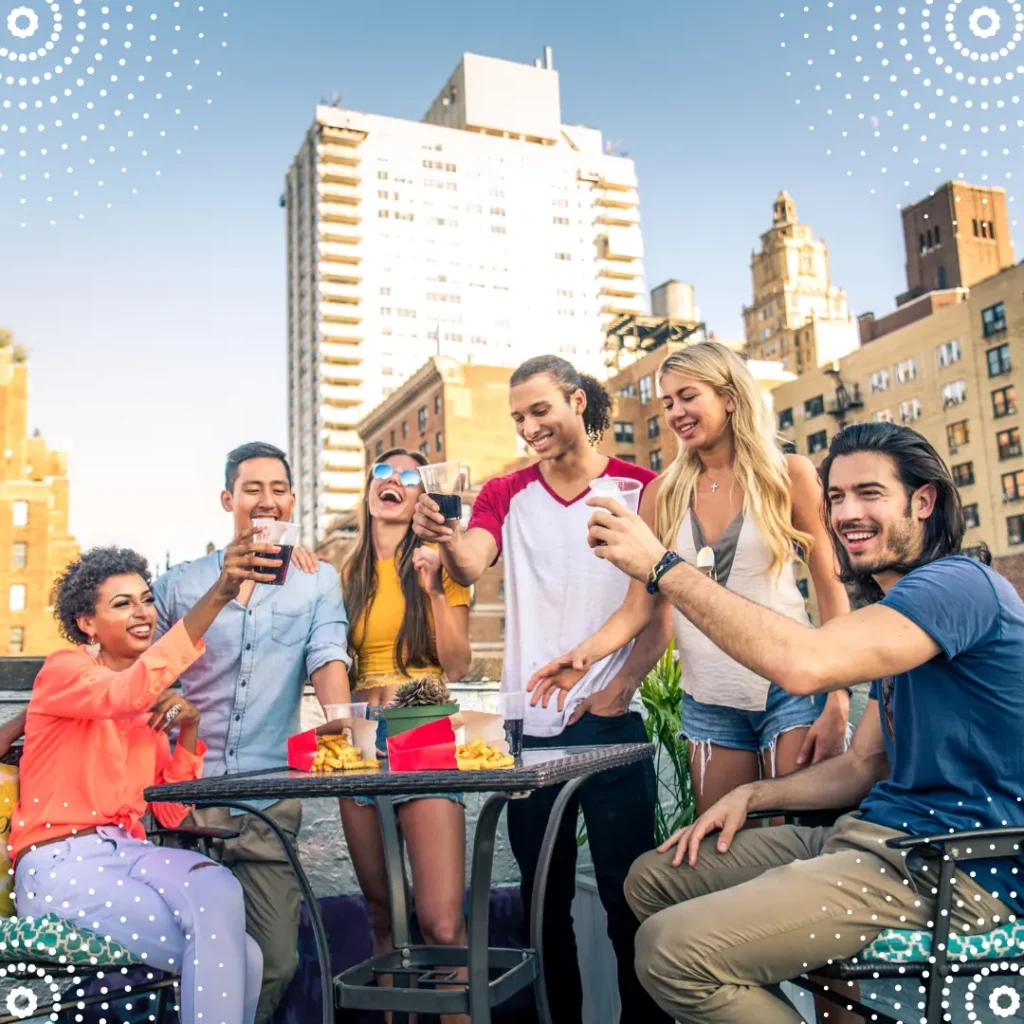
[184,800,303,1024]
[624,813,1012,1024]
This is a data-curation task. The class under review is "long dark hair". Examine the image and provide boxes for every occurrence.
[509,355,612,444]
[819,422,966,606]
[341,448,435,678]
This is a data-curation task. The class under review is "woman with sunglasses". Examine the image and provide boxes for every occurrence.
[339,448,472,1024]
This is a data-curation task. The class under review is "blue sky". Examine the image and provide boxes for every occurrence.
[1,0,1017,564]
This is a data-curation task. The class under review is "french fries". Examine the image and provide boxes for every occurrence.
[310,733,379,773]
[456,737,514,771]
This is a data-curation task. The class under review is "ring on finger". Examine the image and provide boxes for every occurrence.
[164,704,182,724]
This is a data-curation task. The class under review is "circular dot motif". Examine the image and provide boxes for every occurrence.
[0,1,231,227]
[780,0,1020,219]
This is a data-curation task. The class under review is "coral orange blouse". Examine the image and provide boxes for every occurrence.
[9,620,208,862]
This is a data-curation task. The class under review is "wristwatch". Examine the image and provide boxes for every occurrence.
[647,551,685,595]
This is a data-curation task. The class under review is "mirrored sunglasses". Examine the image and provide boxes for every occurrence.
[372,463,422,488]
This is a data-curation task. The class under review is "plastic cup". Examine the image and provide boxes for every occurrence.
[251,519,301,586]
[323,702,370,723]
[587,477,642,514]
[322,702,371,750]
[418,461,469,522]
[481,690,525,760]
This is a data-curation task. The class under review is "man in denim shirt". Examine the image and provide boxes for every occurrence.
[153,442,352,1023]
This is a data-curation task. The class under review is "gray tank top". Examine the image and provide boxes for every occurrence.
[690,511,744,586]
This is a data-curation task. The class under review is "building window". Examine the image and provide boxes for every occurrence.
[992,385,1017,419]
[649,449,664,473]
[899,399,922,423]
[982,302,1007,337]
[805,395,825,419]
[7,627,24,655]
[895,358,918,385]
[1009,514,1024,546]
[434,395,442,415]
[963,503,981,529]
[620,383,636,398]
[987,343,1012,377]
[808,429,828,455]
[419,442,430,457]
[9,585,25,613]
[778,408,794,430]
[639,376,653,404]
[870,369,891,394]
[614,422,635,444]
[498,580,505,598]
[941,379,967,407]
[647,416,661,440]
[435,431,443,453]
[947,420,970,451]
[618,453,637,464]
[874,408,894,424]
[389,429,396,447]
[11,501,27,528]
[417,406,428,432]
[937,265,947,290]
[401,421,408,440]
[937,339,962,367]
[499,618,506,636]
[952,462,975,487]
[1003,469,1024,501]
[375,440,384,457]
[998,426,1022,460]
[10,542,26,569]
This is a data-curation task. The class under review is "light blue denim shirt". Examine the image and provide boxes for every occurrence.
[152,550,351,792]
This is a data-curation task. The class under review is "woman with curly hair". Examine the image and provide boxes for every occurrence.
[339,447,472,1024]
[10,530,281,1024]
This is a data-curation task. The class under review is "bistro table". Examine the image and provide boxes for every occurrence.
[146,742,653,1024]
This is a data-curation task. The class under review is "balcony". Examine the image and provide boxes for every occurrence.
[596,207,641,228]
[319,324,363,345]
[319,301,363,325]
[320,469,365,494]
[321,362,362,385]
[317,261,362,285]
[317,219,362,244]
[318,201,362,226]
[596,189,640,209]
[319,125,367,149]
[318,280,361,304]
[320,428,363,451]
[318,240,362,265]
[600,279,644,299]
[316,142,362,166]
[601,295,645,316]
[319,404,360,430]
[320,340,363,361]
[320,382,363,406]
[598,258,644,280]
[316,180,361,206]
[316,155,362,185]
[320,450,364,472]
[603,227,644,261]
[599,166,639,191]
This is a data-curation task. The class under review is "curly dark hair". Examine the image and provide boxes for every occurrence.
[509,355,613,444]
[54,547,153,645]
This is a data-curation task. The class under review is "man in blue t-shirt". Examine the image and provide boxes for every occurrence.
[555,422,1024,1024]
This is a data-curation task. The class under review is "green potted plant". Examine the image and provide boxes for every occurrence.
[381,678,460,738]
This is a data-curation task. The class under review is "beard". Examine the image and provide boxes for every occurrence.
[849,515,918,576]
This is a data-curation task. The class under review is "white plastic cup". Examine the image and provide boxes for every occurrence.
[587,477,642,514]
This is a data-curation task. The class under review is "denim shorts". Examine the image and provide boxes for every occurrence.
[681,684,826,754]
[346,709,464,809]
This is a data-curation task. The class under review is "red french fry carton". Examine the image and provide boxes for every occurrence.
[387,710,508,772]
[287,717,378,772]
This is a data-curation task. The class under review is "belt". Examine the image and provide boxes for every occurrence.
[30,826,99,851]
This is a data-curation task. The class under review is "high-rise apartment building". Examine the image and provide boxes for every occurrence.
[743,191,860,375]
[898,182,1015,306]
[284,49,646,543]
[0,331,79,655]
[771,260,1024,590]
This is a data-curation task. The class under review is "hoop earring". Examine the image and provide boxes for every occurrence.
[85,636,101,659]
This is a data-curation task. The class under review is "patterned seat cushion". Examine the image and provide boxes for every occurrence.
[0,913,139,966]
[862,919,1024,963]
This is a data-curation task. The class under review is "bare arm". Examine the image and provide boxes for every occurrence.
[587,498,942,695]
[745,699,888,812]
[311,661,352,707]
[0,711,26,756]
[438,528,498,588]
[430,599,472,681]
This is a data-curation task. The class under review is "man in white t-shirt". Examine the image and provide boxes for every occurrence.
[413,355,672,1024]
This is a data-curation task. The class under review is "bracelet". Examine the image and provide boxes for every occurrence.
[647,551,685,595]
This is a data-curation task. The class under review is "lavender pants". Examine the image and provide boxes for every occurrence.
[14,826,262,1024]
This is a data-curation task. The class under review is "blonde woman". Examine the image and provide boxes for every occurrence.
[529,341,851,814]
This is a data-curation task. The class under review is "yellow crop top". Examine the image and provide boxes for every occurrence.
[349,555,472,682]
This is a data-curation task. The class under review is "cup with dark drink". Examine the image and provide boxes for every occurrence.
[251,519,300,586]
[418,461,469,523]
[481,690,525,762]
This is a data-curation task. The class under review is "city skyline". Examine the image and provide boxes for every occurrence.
[1,0,1018,563]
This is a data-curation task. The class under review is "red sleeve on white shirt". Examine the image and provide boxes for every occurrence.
[607,458,658,503]
[467,466,537,560]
